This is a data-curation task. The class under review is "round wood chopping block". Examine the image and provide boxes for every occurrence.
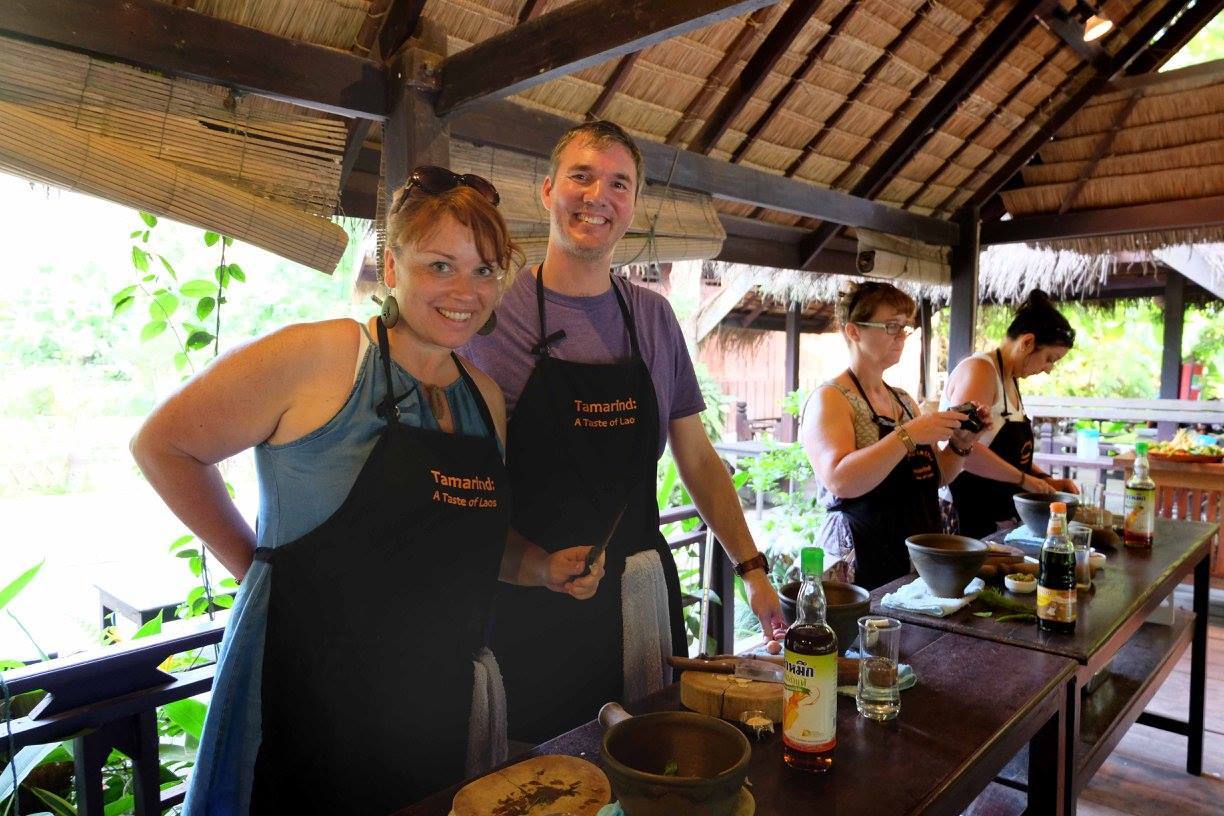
[450,754,610,816]
[679,670,783,723]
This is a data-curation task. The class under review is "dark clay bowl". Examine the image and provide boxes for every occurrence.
[780,580,870,649]
[904,534,989,598]
[599,704,750,816]
[1013,491,1079,534]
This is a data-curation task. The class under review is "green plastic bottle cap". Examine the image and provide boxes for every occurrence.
[800,547,824,577]
[1136,441,1149,455]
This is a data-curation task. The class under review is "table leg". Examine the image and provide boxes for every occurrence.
[1027,678,1069,816]
[1062,677,1079,816]
[1188,552,1208,775]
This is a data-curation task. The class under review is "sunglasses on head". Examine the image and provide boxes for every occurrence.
[392,166,501,212]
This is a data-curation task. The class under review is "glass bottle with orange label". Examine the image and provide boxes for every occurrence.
[1123,441,1156,548]
[1037,502,1076,635]
[783,547,837,772]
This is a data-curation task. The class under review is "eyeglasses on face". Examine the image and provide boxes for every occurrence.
[391,166,501,212]
[854,320,915,337]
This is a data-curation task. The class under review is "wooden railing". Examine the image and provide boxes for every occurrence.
[1,510,732,815]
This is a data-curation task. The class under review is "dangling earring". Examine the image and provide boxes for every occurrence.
[477,310,497,336]
[380,293,400,328]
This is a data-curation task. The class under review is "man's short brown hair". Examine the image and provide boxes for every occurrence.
[549,120,645,197]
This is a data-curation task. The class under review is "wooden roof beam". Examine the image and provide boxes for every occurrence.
[449,100,959,244]
[979,194,1224,245]
[517,0,549,25]
[435,0,781,116]
[0,0,388,120]
[727,0,859,164]
[587,52,644,119]
[898,36,1065,213]
[799,0,1059,269]
[376,0,430,62]
[1125,0,1224,75]
[664,7,777,146]
[964,0,1201,213]
[1056,90,1142,213]
[687,0,824,156]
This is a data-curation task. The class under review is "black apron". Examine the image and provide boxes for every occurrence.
[830,372,941,590]
[492,267,685,744]
[250,320,510,814]
[949,349,1035,539]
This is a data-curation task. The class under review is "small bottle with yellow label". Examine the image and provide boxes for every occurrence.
[783,547,837,773]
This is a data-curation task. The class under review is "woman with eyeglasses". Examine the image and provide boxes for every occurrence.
[799,281,988,589]
[132,168,606,815]
[941,289,1077,539]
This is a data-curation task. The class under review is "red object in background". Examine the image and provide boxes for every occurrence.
[1179,361,1204,400]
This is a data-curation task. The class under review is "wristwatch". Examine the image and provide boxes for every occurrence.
[733,552,769,578]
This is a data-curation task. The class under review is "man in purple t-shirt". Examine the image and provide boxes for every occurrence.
[464,121,783,742]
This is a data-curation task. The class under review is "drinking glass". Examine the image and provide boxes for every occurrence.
[856,616,902,721]
[1069,522,1093,590]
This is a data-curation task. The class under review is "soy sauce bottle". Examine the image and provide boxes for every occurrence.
[1037,502,1076,634]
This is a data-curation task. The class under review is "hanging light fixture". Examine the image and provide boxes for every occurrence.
[1076,0,1114,41]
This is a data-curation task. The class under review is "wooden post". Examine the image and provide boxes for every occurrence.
[1158,271,1186,440]
[384,20,449,200]
[948,207,981,369]
[781,301,801,442]
[918,297,932,403]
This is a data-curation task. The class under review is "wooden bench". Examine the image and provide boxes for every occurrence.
[1024,396,1224,427]
[1117,453,1224,579]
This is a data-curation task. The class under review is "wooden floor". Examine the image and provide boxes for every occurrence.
[1077,616,1224,816]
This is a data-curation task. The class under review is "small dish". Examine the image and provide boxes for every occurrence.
[1005,573,1037,593]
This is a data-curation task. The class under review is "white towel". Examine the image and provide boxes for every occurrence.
[621,549,672,703]
[465,647,508,777]
[880,576,985,618]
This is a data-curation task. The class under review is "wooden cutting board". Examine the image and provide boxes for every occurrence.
[450,755,610,816]
[679,670,783,723]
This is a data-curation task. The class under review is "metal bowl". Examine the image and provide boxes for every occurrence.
[1013,491,1079,534]
[904,534,989,598]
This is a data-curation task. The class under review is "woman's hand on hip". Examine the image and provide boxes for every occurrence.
[544,546,605,600]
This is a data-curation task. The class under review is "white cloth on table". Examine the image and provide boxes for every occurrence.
[880,576,985,618]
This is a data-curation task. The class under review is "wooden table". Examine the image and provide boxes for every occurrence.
[871,517,1216,814]
[399,625,1076,816]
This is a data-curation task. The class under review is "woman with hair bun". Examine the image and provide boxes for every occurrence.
[800,281,989,589]
[942,288,1078,538]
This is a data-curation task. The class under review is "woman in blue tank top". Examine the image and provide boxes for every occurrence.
[132,169,607,814]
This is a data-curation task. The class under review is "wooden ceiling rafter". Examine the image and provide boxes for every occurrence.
[434,0,780,116]
[728,0,860,165]
[449,99,959,243]
[896,35,1068,213]
[799,0,1060,270]
[517,0,549,25]
[664,6,779,146]
[0,0,388,120]
[740,0,938,221]
[587,52,644,119]
[1056,90,1143,214]
[340,0,427,190]
[981,193,1224,244]
[1125,0,1224,75]
[686,0,826,156]
[975,0,1217,219]
[963,0,1200,213]
[376,0,430,62]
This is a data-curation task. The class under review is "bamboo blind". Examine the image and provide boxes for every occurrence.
[0,100,348,272]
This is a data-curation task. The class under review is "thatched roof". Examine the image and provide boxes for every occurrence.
[1,0,1216,277]
[1001,58,1224,255]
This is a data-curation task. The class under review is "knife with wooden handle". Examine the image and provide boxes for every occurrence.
[577,501,628,579]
